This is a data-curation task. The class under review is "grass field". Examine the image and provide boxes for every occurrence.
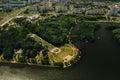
[29,33,55,50]
[48,44,79,64]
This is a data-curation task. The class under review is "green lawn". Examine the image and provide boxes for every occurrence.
[28,33,55,50]
[48,44,79,63]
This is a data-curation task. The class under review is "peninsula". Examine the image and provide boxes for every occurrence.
[0,14,81,68]
[1,0,120,68]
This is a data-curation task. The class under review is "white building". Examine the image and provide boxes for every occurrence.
[9,0,27,7]
[108,7,118,16]
[72,9,82,14]
[86,9,104,15]
[55,5,67,12]
[0,0,41,10]
[28,14,39,20]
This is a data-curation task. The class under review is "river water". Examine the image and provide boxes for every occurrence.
[0,26,120,80]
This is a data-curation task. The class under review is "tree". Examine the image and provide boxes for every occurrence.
[3,48,14,61]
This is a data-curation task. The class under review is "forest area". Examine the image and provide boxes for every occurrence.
[0,14,100,65]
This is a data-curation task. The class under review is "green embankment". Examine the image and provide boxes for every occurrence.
[28,33,55,50]
[48,44,78,65]
[28,33,79,67]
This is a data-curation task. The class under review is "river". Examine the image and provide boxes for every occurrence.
[0,26,120,80]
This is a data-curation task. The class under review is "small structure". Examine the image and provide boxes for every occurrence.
[86,9,104,15]
[63,55,73,62]
[50,48,61,54]
[63,55,73,68]
[16,49,23,54]
[55,5,67,13]
[72,9,82,14]
[28,14,39,20]
[108,7,118,16]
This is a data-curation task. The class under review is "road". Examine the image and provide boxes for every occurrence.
[0,6,29,27]
[1,7,120,27]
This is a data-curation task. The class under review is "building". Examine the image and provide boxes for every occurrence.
[108,7,118,16]
[0,0,9,4]
[55,5,67,13]
[0,0,41,10]
[0,0,9,8]
[86,9,104,15]
[72,8,82,14]
[9,0,27,7]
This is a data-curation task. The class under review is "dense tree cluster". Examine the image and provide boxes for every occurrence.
[72,22,100,42]
[0,27,47,62]
[112,28,120,42]
[0,14,102,64]
[14,15,101,44]
[106,23,120,30]
[105,23,120,42]
[78,16,106,21]
[14,15,75,46]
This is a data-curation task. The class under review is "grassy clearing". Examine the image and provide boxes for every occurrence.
[48,44,79,63]
[28,33,55,50]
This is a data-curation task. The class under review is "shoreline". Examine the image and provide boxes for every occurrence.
[0,51,81,68]
[0,61,60,68]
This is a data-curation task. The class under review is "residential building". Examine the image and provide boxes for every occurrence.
[55,5,67,13]
[0,0,41,10]
[108,7,118,16]
[86,9,104,15]
[9,0,27,7]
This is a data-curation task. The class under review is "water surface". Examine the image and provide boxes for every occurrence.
[0,26,120,80]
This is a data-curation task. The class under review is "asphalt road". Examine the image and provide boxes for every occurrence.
[0,7,28,27]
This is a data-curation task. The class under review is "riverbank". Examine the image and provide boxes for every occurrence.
[1,21,120,68]
[0,50,81,68]
[48,44,80,68]
[28,33,80,68]
[0,24,120,80]
[0,48,80,68]
[0,61,60,68]
[0,33,80,68]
